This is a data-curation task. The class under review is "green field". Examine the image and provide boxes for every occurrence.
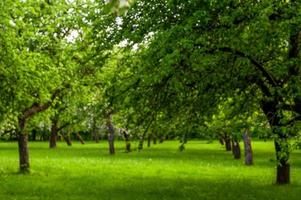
[0,140,301,200]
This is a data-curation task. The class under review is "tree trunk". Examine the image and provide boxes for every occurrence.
[224,133,231,151]
[125,140,131,152]
[49,118,58,148]
[92,123,99,143]
[219,136,224,145]
[18,133,30,173]
[94,131,99,143]
[63,133,72,146]
[76,132,85,144]
[277,162,290,184]
[138,128,151,151]
[18,117,30,173]
[242,129,253,165]
[232,139,241,159]
[261,101,290,184]
[58,134,63,141]
[31,130,36,141]
[147,134,152,147]
[49,130,57,148]
[106,115,115,155]
[138,121,154,150]
[138,135,144,150]
[159,136,165,143]
[122,129,131,152]
[16,94,61,174]
[274,131,290,184]
[153,135,157,145]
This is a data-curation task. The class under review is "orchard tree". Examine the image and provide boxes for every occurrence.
[115,0,301,184]
[0,0,83,173]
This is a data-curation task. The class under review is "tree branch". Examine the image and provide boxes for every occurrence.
[216,47,277,87]
[247,75,272,97]
[22,89,61,119]
[57,122,71,133]
[18,88,62,130]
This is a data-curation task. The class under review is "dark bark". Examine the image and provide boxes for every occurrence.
[58,134,63,141]
[274,134,290,184]
[49,131,57,148]
[93,129,99,143]
[159,136,165,143]
[17,107,45,173]
[125,140,131,152]
[232,139,241,159]
[16,89,62,173]
[76,133,85,144]
[31,130,36,141]
[153,135,157,145]
[261,100,290,184]
[92,122,99,143]
[147,134,152,147]
[106,115,115,155]
[18,133,30,173]
[138,119,153,151]
[224,133,231,151]
[277,163,290,184]
[122,129,131,152]
[49,118,58,148]
[242,129,253,165]
[62,133,72,146]
[219,135,224,145]
[95,133,99,143]
[138,135,144,150]
[270,28,301,185]
[54,122,71,145]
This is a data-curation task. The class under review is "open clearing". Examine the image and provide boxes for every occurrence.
[1,140,301,200]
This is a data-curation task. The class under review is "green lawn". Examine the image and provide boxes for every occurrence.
[0,140,301,200]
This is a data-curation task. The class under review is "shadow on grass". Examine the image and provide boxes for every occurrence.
[1,172,301,200]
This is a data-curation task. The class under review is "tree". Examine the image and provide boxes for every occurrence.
[115,0,301,184]
[0,0,81,173]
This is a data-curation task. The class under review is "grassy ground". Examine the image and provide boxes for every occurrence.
[0,140,301,200]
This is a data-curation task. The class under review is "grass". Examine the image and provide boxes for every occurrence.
[0,140,301,200]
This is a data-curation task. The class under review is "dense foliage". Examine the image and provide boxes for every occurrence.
[0,0,301,184]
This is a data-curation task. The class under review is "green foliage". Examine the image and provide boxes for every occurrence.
[102,0,301,154]
[1,0,301,185]
[0,0,82,128]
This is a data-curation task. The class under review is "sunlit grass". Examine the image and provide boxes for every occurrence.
[0,140,301,200]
